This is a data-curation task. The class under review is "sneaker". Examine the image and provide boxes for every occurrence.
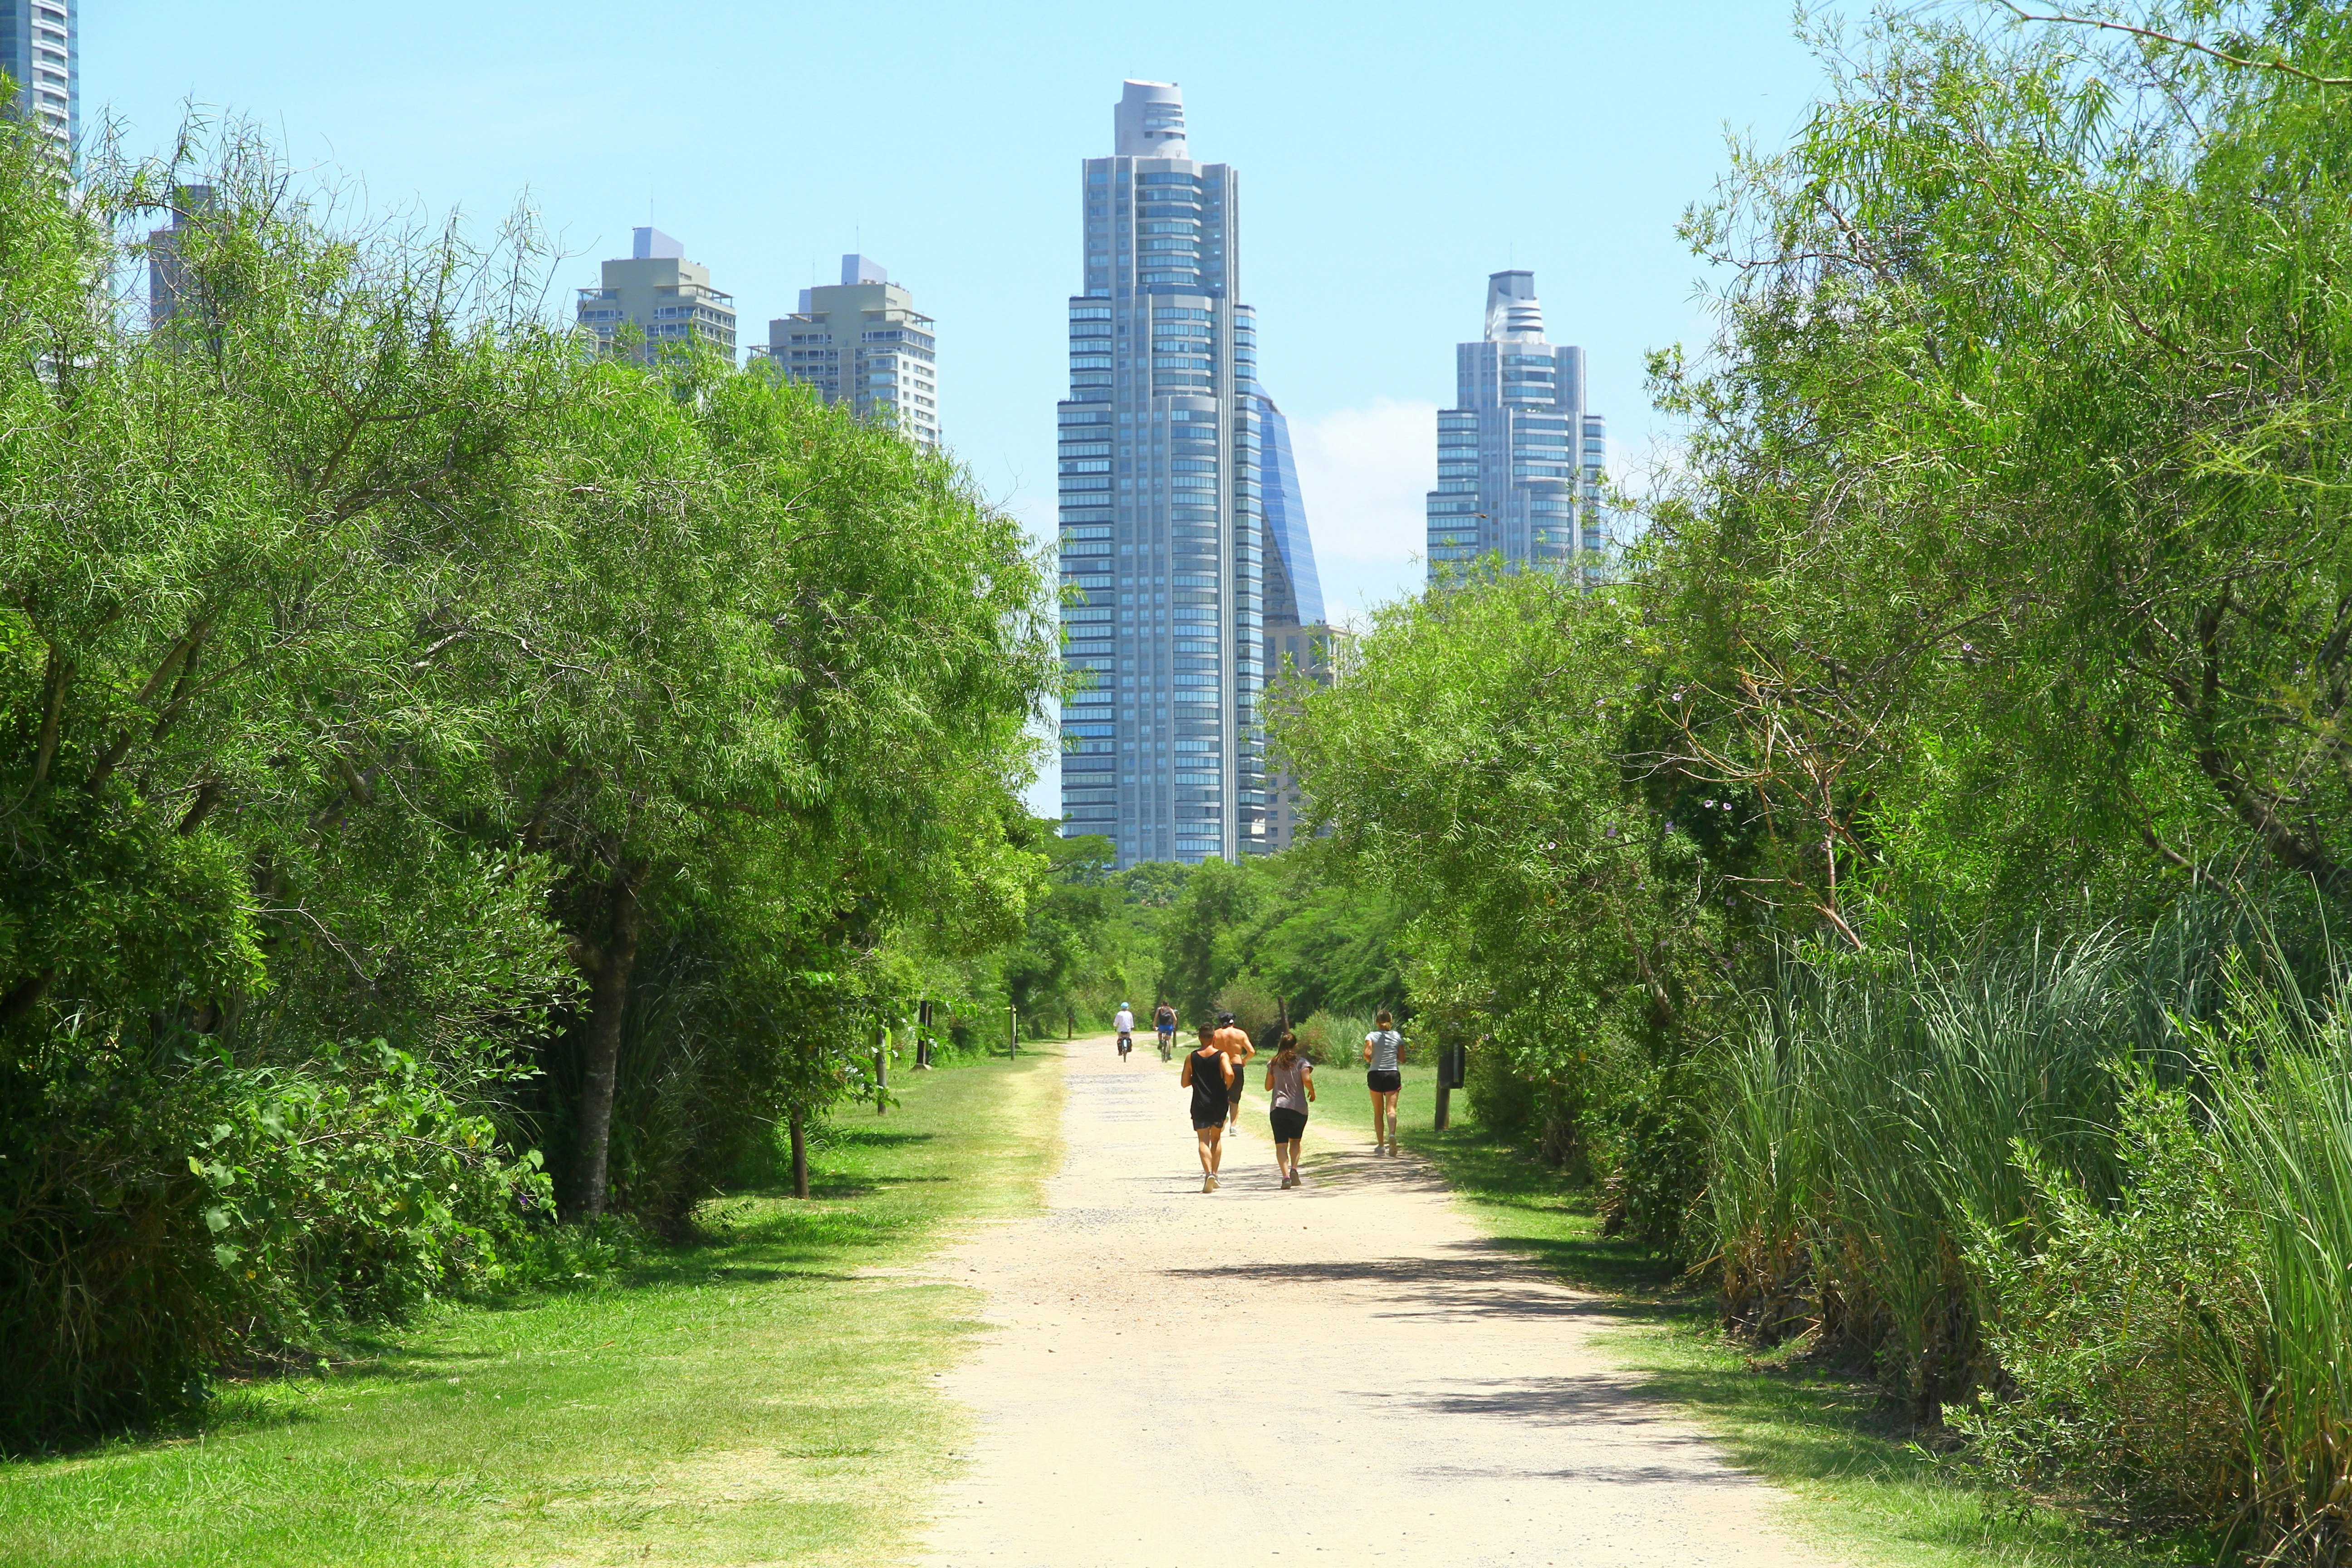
[1201,1176,1214,1193]
[1208,1176,1220,1192]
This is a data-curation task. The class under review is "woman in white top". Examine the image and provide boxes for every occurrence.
[1363,1010,1404,1155]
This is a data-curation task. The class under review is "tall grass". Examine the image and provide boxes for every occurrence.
[2197,965,2352,1563]
[1709,934,2132,1407]
[1706,897,2352,1559]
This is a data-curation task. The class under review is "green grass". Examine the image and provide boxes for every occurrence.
[0,1046,1064,1568]
[1384,1075,2209,1568]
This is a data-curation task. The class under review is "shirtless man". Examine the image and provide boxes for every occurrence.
[1211,1011,1255,1134]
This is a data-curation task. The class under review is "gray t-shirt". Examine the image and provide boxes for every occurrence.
[1365,1030,1403,1073]
[1267,1055,1312,1113]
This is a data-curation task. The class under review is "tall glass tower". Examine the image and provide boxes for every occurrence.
[0,0,75,158]
[1058,81,1266,867]
[1425,270,1608,582]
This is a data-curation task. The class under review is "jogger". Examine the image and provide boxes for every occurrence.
[1212,1011,1254,1133]
[1180,1025,1232,1192]
[1264,1029,1315,1187]
[1364,1010,1404,1155]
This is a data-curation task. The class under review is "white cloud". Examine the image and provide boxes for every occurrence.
[1288,397,1438,627]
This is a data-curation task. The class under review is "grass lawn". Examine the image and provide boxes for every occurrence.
[1381,1072,2213,1568]
[0,1046,1063,1568]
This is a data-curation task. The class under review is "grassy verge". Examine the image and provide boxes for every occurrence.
[0,1046,1064,1568]
[1385,1074,2209,1568]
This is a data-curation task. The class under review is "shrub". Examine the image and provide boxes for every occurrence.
[0,1039,547,1449]
[1294,1010,1372,1067]
[1211,981,1283,1049]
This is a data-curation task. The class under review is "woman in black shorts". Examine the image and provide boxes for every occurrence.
[1179,1024,1232,1192]
[1363,1009,1404,1155]
[1263,1030,1315,1188]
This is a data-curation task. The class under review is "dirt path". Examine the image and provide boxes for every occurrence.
[916,1041,1840,1567]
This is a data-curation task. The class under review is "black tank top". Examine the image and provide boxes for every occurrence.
[1189,1047,1229,1121]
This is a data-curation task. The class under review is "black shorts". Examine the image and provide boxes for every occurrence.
[1367,1069,1401,1093]
[1269,1107,1308,1142]
[1192,1108,1226,1132]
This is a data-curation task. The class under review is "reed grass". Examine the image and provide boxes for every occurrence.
[1705,893,2352,1560]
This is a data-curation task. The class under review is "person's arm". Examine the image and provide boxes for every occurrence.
[1363,1034,1374,1065]
[1305,1063,1317,1102]
[1180,1054,1194,1087]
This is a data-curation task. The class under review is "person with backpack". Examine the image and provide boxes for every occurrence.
[1263,1029,1315,1188]
[1364,1010,1405,1155]
[1113,1002,1135,1061]
[1153,1001,1177,1061]
[1179,1023,1233,1192]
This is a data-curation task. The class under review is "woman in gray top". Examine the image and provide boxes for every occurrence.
[1263,1031,1315,1188]
[1363,1010,1404,1155]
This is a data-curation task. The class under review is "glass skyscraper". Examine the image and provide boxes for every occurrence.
[1425,270,1610,582]
[0,0,74,158]
[1058,81,1269,867]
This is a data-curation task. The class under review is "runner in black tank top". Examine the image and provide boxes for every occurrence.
[1179,1026,1231,1192]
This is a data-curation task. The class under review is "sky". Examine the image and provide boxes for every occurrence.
[86,1,1841,813]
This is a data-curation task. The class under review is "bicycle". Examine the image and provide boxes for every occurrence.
[1117,1030,1133,1060]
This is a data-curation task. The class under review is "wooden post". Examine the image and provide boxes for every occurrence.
[1009,1003,1018,1059]
[1433,1037,1453,1132]
[916,1000,934,1069]
[876,1023,889,1114]
[789,1110,809,1199]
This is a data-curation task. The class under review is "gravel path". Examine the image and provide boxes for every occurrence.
[916,1040,1840,1568]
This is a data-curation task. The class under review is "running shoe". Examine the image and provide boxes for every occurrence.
[1201,1176,1214,1193]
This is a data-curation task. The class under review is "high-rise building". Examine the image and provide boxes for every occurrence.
[147,184,211,325]
[753,255,939,447]
[1425,270,1609,582]
[1253,391,1340,853]
[1260,617,1350,851]
[1255,393,1323,630]
[574,227,737,363]
[0,0,74,159]
[1058,80,1269,867]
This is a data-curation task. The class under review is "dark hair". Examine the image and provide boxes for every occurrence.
[1273,1029,1301,1066]
[1375,1010,1394,1028]
[1216,1012,1235,1026]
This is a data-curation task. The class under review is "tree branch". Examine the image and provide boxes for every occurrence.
[1999,5,2352,88]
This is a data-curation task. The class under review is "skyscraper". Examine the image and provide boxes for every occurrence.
[1425,271,1608,582]
[1058,81,1267,867]
[753,255,939,447]
[0,0,73,159]
[574,228,737,364]
[1253,391,1343,852]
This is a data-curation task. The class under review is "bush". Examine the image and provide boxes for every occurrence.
[0,1039,547,1449]
[1955,1077,2258,1531]
[1211,981,1283,1049]
[1294,1010,1372,1067]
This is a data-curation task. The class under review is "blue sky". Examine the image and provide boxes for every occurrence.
[88,1,1839,811]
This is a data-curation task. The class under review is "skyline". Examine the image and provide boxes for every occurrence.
[82,0,1842,818]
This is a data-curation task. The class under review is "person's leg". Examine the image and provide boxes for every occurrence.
[1207,1123,1223,1174]
[1196,1126,1216,1181]
[1370,1088,1386,1147]
[1382,1091,1401,1148]
[1284,1138,1302,1178]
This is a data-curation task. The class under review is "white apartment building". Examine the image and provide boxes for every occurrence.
[574,227,738,364]
[755,255,938,448]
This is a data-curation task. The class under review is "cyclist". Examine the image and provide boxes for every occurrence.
[1154,1001,1178,1061]
[1113,1002,1135,1061]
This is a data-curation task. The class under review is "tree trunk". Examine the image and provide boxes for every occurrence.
[567,866,642,1220]
[789,1110,809,1200]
